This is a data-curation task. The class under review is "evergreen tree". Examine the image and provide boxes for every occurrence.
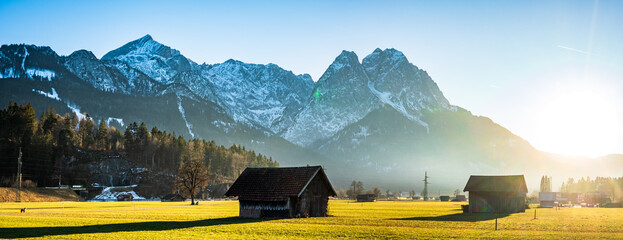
[96,119,108,150]
[0,101,36,146]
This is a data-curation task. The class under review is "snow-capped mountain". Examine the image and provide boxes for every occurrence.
[97,35,315,134]
[1,35,581,190]
[363,48,455,127]
[283,51,380,146]
[283,48,457,147]
[0,44,60,81]
[102,34,198,84]
[173,60,314,134]
[63,50,164,95]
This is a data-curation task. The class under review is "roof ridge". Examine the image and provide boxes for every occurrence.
[244,165,321,169]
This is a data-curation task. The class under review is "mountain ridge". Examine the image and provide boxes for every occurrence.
[2,35,620,191]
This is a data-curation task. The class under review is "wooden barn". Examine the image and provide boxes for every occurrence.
[161,193,186,202]
[356,194,377,202]
[463,175,528,214]
[225,166,336,218]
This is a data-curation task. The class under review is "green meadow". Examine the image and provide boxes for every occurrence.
[1,200,623,239]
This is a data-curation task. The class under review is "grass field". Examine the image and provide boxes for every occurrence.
[1,200,623,239]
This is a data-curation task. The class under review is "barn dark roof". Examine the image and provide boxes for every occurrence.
[225,166,337,201]
[463,175,528,193]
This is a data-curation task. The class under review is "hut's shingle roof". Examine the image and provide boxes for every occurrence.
[225,166,336,201]
[463,175,528,193]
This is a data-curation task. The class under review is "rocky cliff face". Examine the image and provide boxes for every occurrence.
[283,51,380,146]
[101,34,198,84]
[283,48,457,147]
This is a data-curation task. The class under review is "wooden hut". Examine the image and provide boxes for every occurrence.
[356,194,377,202]
[463,175,528,213]
[225,166,336,218]
[161,193,186,202]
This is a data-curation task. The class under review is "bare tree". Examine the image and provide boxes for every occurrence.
[372,187,381,198]
[175,158,209,205]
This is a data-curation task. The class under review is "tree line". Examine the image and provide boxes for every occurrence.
[0,101,278,188]
[560,176,623,201]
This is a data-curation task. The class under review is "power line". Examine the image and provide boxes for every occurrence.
[422,171,430,201]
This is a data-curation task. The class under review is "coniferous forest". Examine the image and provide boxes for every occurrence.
[0,101,278,197]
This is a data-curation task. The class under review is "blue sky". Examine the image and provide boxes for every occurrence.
[1,0,622,157]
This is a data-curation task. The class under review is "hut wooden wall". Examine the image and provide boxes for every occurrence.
[469,191,526,213]
[238,174,331,218]
[357,194,376,202]
[239,200,289,218]
[292,174,331,217]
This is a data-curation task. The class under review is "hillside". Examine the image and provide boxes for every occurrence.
[0,187,81,202]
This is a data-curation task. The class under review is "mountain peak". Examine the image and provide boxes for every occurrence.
[102,34,172,60]
[324,50,360,74]
[100,35,196,83]
[68,49,97,60]
[363,48,408,67]
[336,50,358,61]
[384,48,407,61]
[139,34,153,41]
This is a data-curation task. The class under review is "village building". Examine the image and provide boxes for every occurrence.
[225,166,336,218]
[539,192,557,208]
[454,195,467,201]
[116,193,134,201]
[439,195,450,201]
[463,175,528,213]
[584,192,611,206]
[356,193,376,202]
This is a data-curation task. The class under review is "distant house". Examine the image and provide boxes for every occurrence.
[463,175,528,213]
[116,193,133,201]
[454,195,467,202]
[539,192,557,208]
[225,166,336,218]
[584,192,610,206]
[356,194,376,202]
[439,196,450,201]
[161,193,186,202]
[397,192,411,200]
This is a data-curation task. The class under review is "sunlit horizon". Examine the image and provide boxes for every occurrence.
[528,84,620,158]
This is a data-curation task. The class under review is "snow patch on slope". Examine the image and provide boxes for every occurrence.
[66,102,87,120]
[21,46,28,70]
[33,88,60,101]
[367,79,429,133]
[93,185,146,201]
[0,68,16,78]
[26,68,55,81]
[177,95,195,138]
[106,117,124,127]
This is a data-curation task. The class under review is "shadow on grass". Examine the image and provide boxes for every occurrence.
[393,213,510,222]
[0,217,268,239]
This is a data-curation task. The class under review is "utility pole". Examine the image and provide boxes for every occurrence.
[16,147,22,202]
[422,171,430,201]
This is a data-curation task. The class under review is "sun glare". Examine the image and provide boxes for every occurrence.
[532,86,619,157]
